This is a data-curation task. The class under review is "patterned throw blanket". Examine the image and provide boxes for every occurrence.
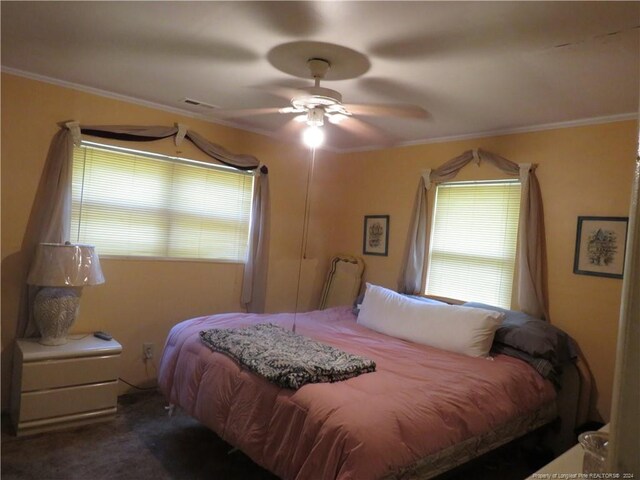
[199,323,376,389]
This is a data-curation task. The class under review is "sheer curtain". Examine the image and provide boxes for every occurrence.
[18,122,270,337]
[398,148,549,320]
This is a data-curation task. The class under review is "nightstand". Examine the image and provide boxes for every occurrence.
[11,335,122,436]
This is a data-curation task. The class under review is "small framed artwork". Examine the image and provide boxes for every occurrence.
[363,215,389,256]
[573,216,629,279]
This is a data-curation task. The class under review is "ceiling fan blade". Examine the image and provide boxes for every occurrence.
[278,117,305,140]
[337,117,396,145]
[342,103,428,119]
[246,2,320,36]
[258,85,305,102]
[358,77,431,107]
[210,107,283,119]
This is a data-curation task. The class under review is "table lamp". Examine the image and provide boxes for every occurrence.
[27,242,105,345]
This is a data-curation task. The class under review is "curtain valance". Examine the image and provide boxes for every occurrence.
[398,148,548,320]
[75,124,260,171]
[18,123,269,337]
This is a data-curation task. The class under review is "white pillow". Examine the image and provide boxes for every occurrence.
[357,283,504,357]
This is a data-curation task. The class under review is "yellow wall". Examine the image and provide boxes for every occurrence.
[318,121,637,421]
[2,72,636,422]
[1,73,336,408]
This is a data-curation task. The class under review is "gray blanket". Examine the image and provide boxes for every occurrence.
[199,323,376,389]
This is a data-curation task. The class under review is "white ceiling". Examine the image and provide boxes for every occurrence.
[2,1,639,152]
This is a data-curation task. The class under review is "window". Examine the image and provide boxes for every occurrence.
[71,142,254,262]
[425,180,521,308]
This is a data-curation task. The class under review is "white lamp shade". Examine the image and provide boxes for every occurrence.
[27,243,105,287]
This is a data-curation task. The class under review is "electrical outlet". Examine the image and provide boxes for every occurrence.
[143,343,154,360]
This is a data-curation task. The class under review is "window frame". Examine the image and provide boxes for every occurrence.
[70,141,255,264]
[424,178,521,308]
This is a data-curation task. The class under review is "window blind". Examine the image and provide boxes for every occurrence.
[426,180,521,308]
[71,142,254,262]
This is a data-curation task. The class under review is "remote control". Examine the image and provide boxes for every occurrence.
[93,331,113,341]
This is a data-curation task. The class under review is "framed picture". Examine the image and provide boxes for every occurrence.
[363,215,389,256]
[573,216,629,279]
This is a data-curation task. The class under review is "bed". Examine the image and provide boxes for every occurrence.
[158,286,577,480]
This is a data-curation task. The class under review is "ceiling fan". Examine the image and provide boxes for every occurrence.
[212,58,428,148]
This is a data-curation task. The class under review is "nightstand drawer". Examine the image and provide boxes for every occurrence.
[22,355,119,391]
[19,381,118,422]
[12,336,122,435]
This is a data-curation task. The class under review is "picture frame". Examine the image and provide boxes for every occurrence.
[573,216,629,279]
[363,215,389,256]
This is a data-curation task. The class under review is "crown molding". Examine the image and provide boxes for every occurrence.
[0,67,341,152]
[340,112,639,154]
[3,66,635,156]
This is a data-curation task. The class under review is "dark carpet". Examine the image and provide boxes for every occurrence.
[1,391,550,479]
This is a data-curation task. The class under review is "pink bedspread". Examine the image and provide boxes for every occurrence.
[159,307,555,480]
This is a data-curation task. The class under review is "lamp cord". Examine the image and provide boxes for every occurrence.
[292,147,317,333]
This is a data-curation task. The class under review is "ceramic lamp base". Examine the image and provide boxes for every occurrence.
[33,287,82,346]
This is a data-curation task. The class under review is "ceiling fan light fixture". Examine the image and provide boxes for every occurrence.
[306,106,325,127]
[302,125,325,149]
